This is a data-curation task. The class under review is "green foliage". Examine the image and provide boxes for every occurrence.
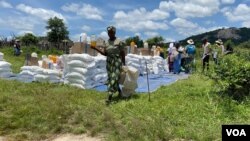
[46,17,69,43]
[224,39,235,49]
[236,40,250,49]
[125,36,144,48]
[146,36,164,48]
[20,33,38,46]
[209,54,250,101]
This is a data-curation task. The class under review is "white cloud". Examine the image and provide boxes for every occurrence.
[99,31,108,40]
[170,18,198,29]
[221,0,235,4]
[0,0,12,8]
[222,4,250,27]
[144,31,159,37]
[159,0,220,18]
[114,7,169,21]
[242,21,250,27]
[62,3,103,20]
[16,4,66,21]
[61,3,79,12]
[170,18,223,37]
[165,38,176,43]
[17,30,34,36]
[223,4,250,21]
[0,17,36,31]
[81,25,91,32]
[114,7,169,32]
[135,33,141,37]
[107,3,132,10]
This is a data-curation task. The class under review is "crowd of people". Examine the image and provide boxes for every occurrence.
[167,39,196,74]
[167,38,233,74]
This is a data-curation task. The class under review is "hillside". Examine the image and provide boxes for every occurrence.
[181,27,250,46]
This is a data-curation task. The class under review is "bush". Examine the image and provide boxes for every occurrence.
[210,54,250,101]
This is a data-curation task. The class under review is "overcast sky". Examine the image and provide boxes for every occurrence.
[0,0,250,42]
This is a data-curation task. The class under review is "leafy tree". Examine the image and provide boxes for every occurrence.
[224,39,235,49]
[146,36,164,48]
[21,33,38,46]
[125,36,144,48]
[46,17,69,48]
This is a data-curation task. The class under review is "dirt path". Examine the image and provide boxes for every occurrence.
[46,134,103,141]
[0,134,103,141]
[0,137,7,141]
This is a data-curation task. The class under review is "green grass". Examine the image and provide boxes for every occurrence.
[0,46,250,141]
[0,46,63,73]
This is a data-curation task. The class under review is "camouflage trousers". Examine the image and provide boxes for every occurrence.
[106,55,122,96]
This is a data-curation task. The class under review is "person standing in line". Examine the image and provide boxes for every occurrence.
[167,42,175,72]
[173,42,181,74]
[14,39,21,56]
[216,39,225,55]
[202,39,212,72]
[91,26,125,104]
[185,39,196,73]
[213,39,223,65]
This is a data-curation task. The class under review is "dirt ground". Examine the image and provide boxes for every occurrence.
[0,134,103,141]
[45,134,103,141]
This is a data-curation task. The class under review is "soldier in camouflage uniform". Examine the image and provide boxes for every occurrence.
[91,26,125,104]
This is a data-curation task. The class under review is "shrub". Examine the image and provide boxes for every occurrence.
[210,54,250,101]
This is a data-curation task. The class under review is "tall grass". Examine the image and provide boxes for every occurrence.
[0,75,249,141]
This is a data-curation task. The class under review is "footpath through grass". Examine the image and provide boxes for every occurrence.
[0,74,249,141]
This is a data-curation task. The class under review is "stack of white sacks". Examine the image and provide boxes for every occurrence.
[93,54,107,85]
[34,69,61,83]
[0,52,13,78]
[126,54,168,75]
[18,66,38,83]
[63,54,96,89]
[18,66,61,83]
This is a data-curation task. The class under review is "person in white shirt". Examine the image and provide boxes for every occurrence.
[202,39,212,72]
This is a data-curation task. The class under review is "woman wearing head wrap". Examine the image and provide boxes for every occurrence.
[91,26,125,104]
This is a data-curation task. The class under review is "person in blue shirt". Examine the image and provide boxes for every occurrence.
[185,39,196,73]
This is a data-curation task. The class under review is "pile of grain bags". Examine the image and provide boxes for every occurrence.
[34,69,61,83]
[0,52,4,61]
[63,54,96,89]
[18,66,39,83]
[126,54,142,73]
[126,54,167,75]
[18,66,62,83]
[0,52,13,78]
[151,56,168,74]
[92,55,107,85]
